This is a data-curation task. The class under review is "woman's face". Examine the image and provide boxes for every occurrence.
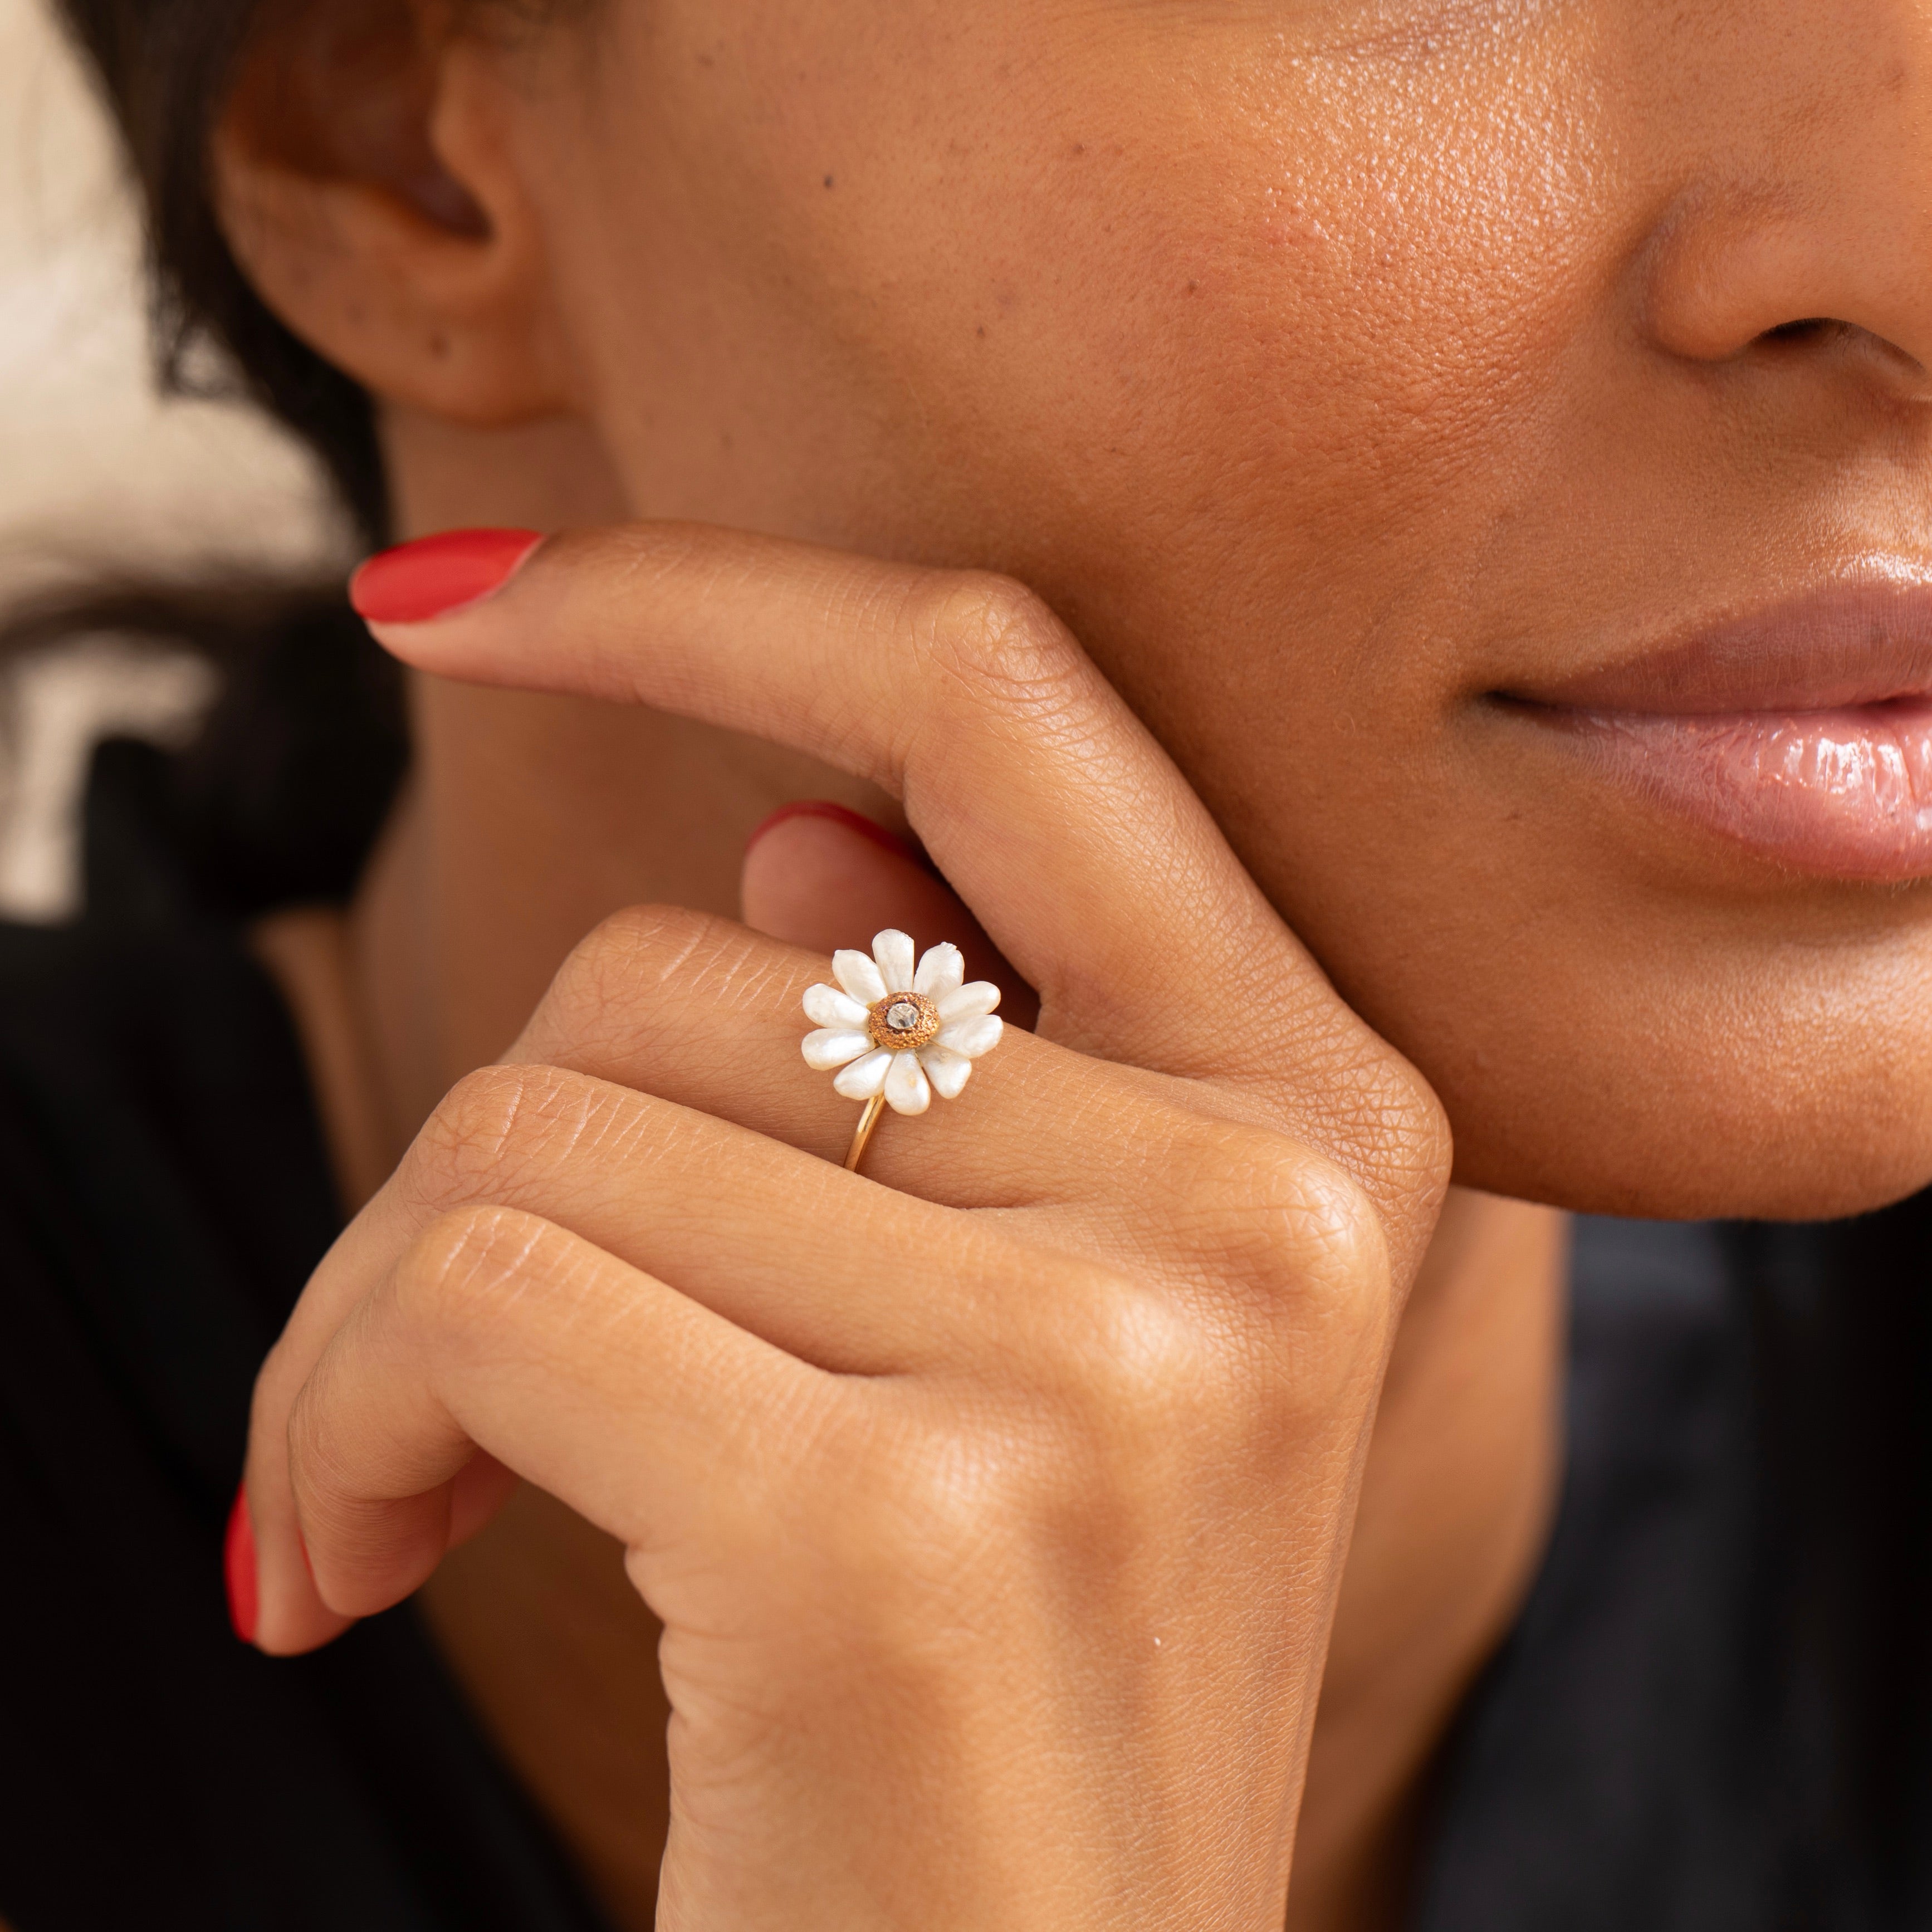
[447,0,1932,1218]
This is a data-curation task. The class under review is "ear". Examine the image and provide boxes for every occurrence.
[210,0,573,425]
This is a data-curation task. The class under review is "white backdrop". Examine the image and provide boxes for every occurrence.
[0,0,349,917]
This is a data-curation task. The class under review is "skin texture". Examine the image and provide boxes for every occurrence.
[206,0,1932,1924]
[226,0,1932,1219]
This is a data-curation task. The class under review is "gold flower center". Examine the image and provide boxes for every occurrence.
[867,989,941,1051]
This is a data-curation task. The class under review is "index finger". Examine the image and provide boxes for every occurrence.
[356,524,1445,1250]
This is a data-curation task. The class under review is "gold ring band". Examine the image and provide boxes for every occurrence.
[844,1092,887,1172]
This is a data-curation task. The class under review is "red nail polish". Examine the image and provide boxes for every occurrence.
[224,1483,258,1645]
[746,799,924,867]
[349,527,544,624]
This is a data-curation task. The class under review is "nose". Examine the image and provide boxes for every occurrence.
[1642,11,1932,403]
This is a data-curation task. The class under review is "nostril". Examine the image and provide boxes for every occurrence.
[1644,191,1932,391]
[1745,318,1931,400]
[1759,317,1835,345]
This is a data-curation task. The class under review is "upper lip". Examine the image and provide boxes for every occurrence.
[1499,573,1932,716]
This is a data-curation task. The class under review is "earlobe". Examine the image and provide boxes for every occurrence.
[211,22,573,427]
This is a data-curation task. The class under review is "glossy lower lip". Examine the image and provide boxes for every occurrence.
[1503,579,1932,881]
[1519,700,1932,880]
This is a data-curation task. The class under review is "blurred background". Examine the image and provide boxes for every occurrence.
[0,0,350,920]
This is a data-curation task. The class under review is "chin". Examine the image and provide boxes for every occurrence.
[1248,788,1932,1229]
[1429,1019,1932,1226]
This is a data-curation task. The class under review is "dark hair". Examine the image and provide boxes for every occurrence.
[58,0,388,544]
[23,1,1932,1922]
[3,0,408,922]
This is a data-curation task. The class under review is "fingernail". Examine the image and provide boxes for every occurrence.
[224,1482,258,1645]
[746,799,923,867]
[349,527,544,624]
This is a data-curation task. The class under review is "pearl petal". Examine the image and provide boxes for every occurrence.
[936,981,1000,1024]
[803,982,868,1029]
[919,1045,973,1099]
[935,1014,1002,1060]
[833,1049,893,1099]
[913,942,965,1002]
[872,928,916,993]
[884,1050,932,1115]
[802,1028,871,1071]
[834,948,888,1004]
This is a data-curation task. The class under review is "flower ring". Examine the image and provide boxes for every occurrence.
[800,928,1005,1171]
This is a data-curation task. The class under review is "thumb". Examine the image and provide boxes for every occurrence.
[740,802,1036,1028]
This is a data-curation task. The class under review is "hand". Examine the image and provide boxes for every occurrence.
[239,525,1449,1929]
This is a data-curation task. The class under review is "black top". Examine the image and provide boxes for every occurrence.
[4,701,1932,1928]
[0,783,613,1932]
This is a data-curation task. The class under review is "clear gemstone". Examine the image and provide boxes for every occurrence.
[886,1000,922,1032]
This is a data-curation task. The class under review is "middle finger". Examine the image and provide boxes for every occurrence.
[512,901,1266,1210]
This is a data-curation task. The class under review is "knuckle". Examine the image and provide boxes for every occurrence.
[912,570,1090,720]
[1070,1268,1231,1437]
[1010,1251,1245,1477]
[1175,1122,1391,1299]
[404,1063,568,1209]
[390,1202,558,1336]
[1322,1043,1455,1227]
[1158,1122,1398,1396]
[535,902,712,1052]
[861,1416,1033,1571]
[285,1353,363,1515]
[529,902,793,1065]
[403,1062,667,1218]
[828,1264,1190,1546]
[810,1241,1368,1635]
[869,1288,1239,1593]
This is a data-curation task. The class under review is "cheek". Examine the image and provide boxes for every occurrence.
[712,9,1627,801]
[554,0,1607,595]
[536,3,1932,1216]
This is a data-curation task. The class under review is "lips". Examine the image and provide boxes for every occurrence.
[1500,576,1932,881]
